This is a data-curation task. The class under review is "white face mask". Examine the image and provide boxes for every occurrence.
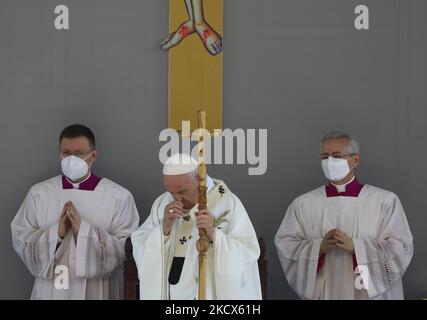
[61,154,93,182]
[321,156,352,182]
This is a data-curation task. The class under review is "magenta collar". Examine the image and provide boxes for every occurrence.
[62,173,102,191]
[325,178,363,197]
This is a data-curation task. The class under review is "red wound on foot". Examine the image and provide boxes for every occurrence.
[202,29,211,42]
[179,26,190,38]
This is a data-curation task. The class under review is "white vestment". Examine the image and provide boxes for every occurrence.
[275,184,413,300]
[131,178,262,300]
[11,175,140,299]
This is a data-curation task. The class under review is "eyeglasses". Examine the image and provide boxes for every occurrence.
[60,150,93,159]
[318,153,355,160]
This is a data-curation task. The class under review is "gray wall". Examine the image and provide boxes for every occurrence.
[1,0,426,299]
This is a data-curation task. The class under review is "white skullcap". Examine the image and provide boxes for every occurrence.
[163,153,199,175]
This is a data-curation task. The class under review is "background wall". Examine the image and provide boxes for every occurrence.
[1,0,426,299]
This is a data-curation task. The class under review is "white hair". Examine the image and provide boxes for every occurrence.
[321,131,360,154]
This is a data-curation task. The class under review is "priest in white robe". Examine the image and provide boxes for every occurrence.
[275,131,413,300]
[11,124,140,299]
[131,153,262,300]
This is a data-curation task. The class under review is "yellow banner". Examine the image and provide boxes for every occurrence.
[166,0,223,133]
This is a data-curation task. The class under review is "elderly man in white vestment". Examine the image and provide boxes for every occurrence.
[131,153,262,300]
[11,124,140,299]
[275,131,413,300]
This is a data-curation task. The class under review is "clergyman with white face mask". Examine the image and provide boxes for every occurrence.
[11,124,140,299]
[274,131,413,300]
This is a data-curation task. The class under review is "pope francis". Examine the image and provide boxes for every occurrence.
[131,153,262,300]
